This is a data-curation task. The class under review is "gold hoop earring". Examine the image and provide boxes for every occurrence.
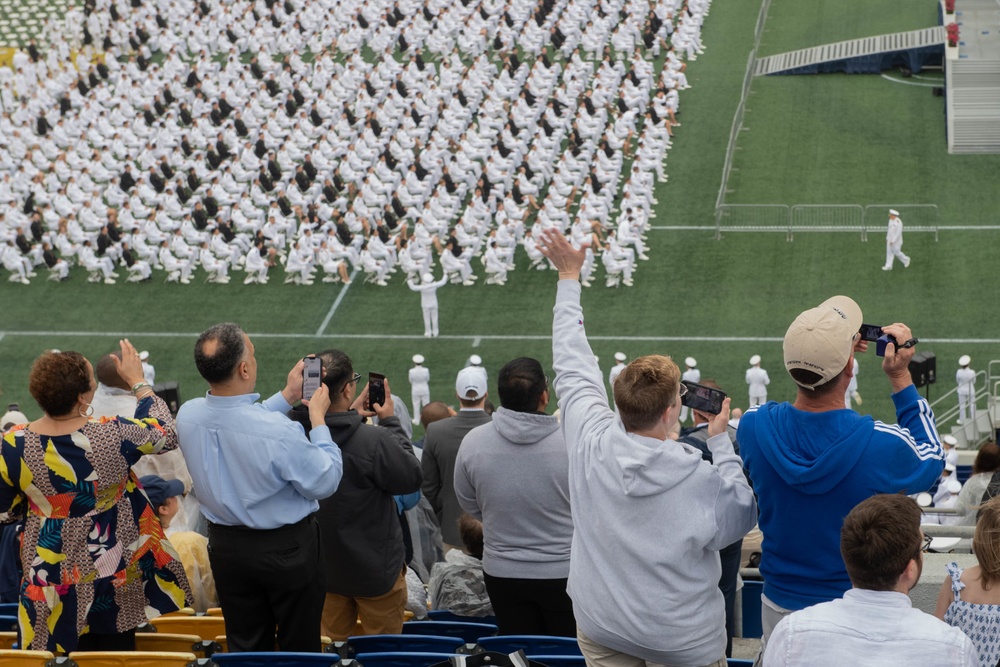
[80,403,94,418]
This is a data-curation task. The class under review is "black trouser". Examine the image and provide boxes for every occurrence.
[208,515,326,652]
[76,629,136,652]
[719,539,743,658]
[483,572,576,637]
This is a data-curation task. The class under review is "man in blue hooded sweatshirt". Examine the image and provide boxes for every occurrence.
[738,296,944,650]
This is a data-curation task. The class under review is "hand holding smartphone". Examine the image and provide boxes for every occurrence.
[368,372,386,409]
[681,381,727,415]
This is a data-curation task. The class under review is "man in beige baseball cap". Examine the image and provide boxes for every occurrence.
[737,295,945,653]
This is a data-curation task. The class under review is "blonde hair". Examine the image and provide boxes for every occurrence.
[974,495,1000,590]
[613,355,680,432]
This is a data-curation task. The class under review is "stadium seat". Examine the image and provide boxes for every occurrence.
[146,616,227,639]
[528,656,586,667]
[206,608,224,617]
[426,611,497,626]
[347,635,465,656]
[62,651,199,666]
[0,631,17,649]
[0,615,17,631]
[211,652,340,666]
[353,651,458,667]
[475,637,581,656]
[402,622,497,643]
[741,580,764,639]
[956,465,973,485]
[134,632,220,658]
[0,603,17,616]
[0,649,55,666]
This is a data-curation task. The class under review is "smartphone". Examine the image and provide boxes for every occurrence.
[859,324,884,342]
[680,381,727,415]
[302,356,322,400]
[368,372,386,408]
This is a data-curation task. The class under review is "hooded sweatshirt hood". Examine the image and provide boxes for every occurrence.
[491,406,559,445]
[750,402,874,494]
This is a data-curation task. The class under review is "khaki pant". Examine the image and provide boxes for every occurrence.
[577,630,726,667]
[322,568,408,640]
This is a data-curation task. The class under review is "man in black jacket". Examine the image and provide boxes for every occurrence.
[288,350,422,641]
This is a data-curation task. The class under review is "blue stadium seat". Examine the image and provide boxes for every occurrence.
[956,465,973,485]
[403,621,497,643]
[0,616,16,632]
[347,635,466,656]
[0,604,17,616]
[475,637,581,656]
[741,580,764,639]
[211,652,340,666]
[427,611,498,626]
[529,655,586,667]
[354,652,458,667]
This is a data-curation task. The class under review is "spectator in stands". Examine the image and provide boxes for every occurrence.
[955,442,1000,526]
[287,349,422,640]
[678,379,744,658]
[763,494,975,666]
[422,367,491,550]
[429,514,494,618]
[140,474,218,612]
[454,357,574,636]
[738,297,944,648]
[538,229,756,667]
[936,495,1000,666]
[0,341,191,653]
[176,324,342,652]
[91,351,138,419]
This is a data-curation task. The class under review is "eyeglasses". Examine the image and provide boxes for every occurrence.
[921,534,933,552]
[351,372,362,384]
[544,374,549,387]
[678,383,688,398]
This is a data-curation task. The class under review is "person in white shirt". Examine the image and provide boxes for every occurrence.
[956,355,976,425]
[407,272,449,338]
[608,352,627,398]
[746,355,770,407]
[762,494,976,667]
[679,357,701,424]
[408,354,431,426]
[883,209,910,271]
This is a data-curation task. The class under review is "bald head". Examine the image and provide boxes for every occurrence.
[421,401,454,429]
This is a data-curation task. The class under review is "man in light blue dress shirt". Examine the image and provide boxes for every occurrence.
[177,322,343,653]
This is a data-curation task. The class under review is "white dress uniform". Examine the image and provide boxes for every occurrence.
[407,273,449,337]
[679,359,701,423]
[409,357,430,426]
[746,357,770,407]
[883,212,910,270]
[956,356,976,424]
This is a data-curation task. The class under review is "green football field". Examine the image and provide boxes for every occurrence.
[2,0,997,433]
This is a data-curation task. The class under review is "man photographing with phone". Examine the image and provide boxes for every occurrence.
[177,323,344,653]
[737,297,944,656]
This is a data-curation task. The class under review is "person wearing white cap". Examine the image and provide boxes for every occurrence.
[745,355,769,407]
[140,350,156,385]
[956,355,976,425]
[942,434,959,468]
[608,352,627,397]
[409,354,430,426]
[883,209,910,271]
[0,407,29,431]
[421,366,492,550]
[737,295,944,649]
[679,357,700,424]
[407,272,449,338]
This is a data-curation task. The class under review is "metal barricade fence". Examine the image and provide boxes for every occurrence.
[864,204,940,241]
[714,204,790,240]
[789,205,865,240]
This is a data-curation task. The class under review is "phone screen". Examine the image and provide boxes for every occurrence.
[859,324,884,342]
[302,357,322,400]
[680,381,726,415]
[368,372,386,408]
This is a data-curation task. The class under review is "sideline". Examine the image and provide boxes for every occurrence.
[2,331,999,344]
[880,73,939,87]
[315,268,359,336]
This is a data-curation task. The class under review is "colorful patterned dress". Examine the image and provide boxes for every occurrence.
[0,395,192,653]
[943,562,1000,667]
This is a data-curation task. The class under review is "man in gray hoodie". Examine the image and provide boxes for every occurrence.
[454,357,574,636]
[538,229,757,667]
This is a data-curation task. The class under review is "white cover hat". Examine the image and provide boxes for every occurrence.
[139,351,150,361]
[749,355,761,366]
[959,355,971,367]
[468,355,482,366]
[614,352,627,362]
[422,273,434,283]
[942,435,958,447]
[889,209,899,216]
[685,357,697,368]
[412,354,425,364]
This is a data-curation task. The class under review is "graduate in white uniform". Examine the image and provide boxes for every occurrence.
[882,209,910,271]
[956,355,976,425]
[408,354,430,426]
[844,357,861,409]
[679,356,701,424]
[407,272,449,337]
[608,351,627,396]
[745,354,770,407]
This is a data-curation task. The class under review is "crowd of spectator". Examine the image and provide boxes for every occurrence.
[1,0,704,287]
